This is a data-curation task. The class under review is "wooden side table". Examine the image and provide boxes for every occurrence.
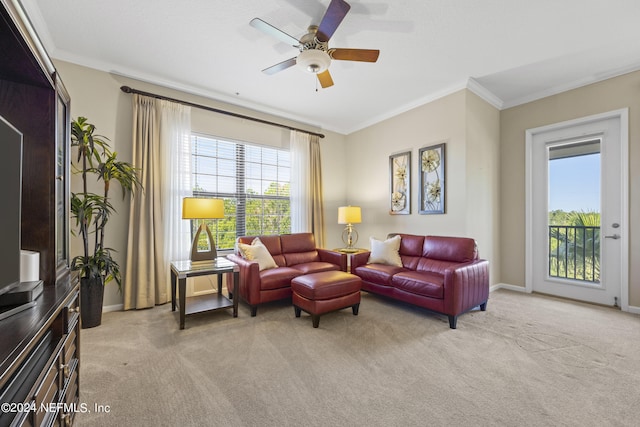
[170,258,239,329]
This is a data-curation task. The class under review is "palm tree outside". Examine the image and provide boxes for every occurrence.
[548,151,600,283]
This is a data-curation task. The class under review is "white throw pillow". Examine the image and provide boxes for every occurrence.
[238,238,278,271]
[368,235,402,267]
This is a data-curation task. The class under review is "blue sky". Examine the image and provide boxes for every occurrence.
[548,153,600,212]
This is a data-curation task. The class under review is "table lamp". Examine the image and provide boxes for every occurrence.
[338,205,361,252]
[182,197,225,262]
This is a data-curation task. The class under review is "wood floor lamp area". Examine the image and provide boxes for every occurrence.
[182,197,225,262]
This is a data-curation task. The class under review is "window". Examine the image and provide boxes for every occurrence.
[191,134,291,250]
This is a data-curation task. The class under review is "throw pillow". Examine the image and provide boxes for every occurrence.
[368,235,402,267]
[238,238,278,271]
[236,237,265,259]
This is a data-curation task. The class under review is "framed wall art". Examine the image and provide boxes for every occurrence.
[419,142,445,214]
[389,151,411,215]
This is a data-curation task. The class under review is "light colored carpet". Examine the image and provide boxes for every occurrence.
[75,289,640,426]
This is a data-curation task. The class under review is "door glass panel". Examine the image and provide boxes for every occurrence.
[547,140,601,284]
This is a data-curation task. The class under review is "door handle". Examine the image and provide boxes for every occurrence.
[605,234,620,239]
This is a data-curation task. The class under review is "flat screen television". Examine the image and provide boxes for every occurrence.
[0,114,22,298]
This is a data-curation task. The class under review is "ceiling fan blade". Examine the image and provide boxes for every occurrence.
[316,0,351,42]
[262,57,297,75]
[250,18,300,47]
[329,48,380,62]
[317,70,334,88]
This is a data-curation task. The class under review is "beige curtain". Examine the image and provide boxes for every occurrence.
[123,94,191,310]
[309,135,325,247]
[290,130,325,246]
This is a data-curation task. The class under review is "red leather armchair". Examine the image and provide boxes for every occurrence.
[227,233,346,316]
[351,234,489,328]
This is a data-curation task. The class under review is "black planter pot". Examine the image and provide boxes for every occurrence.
[80,276,104,328]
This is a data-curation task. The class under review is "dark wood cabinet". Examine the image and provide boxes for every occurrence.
[0,277,80,427]
[0,0,69,287]
[0,1,79,426]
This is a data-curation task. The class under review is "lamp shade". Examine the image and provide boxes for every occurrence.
[182,197,224,219]
[297,49,331,74]
[338,206,361,224]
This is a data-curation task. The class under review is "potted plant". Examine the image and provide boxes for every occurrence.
[70,117,141,328]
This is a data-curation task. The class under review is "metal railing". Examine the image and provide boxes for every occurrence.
[548,225,600,283]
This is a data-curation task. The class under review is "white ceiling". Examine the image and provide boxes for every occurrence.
[21,0,640,135]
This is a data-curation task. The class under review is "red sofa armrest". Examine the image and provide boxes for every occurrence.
[442,259,490,315]
[317,249,348,272]
[226,253,261,305]
[350,251,371,271]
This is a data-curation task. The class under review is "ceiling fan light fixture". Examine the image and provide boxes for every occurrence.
[296,49,331,74]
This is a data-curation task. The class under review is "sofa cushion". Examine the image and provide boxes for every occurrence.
[238,238,278,271]
[259,267,302,290]
[284,251,320,266]
[291,261,340,275]
[395,234,425,269]
[280,233,321,266]
[415,258,461,275]
[368,235,402,267]
[397,234,424,257]
[354,263,405,286]
[392,271,444,299]
[280,232,317,253]
[423,236,477,262]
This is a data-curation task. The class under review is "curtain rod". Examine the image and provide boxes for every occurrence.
[120,86,325,139]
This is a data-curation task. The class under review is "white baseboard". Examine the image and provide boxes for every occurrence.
[626,305,640,315]
[490,283,528,293]
[103,303,123,313]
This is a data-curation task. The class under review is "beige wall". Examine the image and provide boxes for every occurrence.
[61,58,640,310]
[465,91,501,285]
[346,91,464,239]
[345,89,501,284]
[500,70,640,307]
[55,60,347,308]
[56,62,133,309]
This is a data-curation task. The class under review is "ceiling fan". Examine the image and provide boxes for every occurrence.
[250,0,380,88]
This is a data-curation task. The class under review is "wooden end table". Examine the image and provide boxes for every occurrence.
[170,257,239,329]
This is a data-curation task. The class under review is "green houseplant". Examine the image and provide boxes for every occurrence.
[70,117,141,328]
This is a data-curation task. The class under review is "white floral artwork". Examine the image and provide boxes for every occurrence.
[389,151,410,214]
[419,143,445,214]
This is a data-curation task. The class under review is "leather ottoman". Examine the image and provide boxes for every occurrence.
[291,270,362,328]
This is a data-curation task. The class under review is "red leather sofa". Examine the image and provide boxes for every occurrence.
[351,234,489,328]
[227,233,346,316]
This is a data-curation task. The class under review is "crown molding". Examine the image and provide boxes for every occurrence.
[466,78,504,110]
[501,62,640,109]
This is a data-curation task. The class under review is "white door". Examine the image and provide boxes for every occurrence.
[526,110,628,308]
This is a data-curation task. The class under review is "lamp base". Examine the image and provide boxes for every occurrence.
[341,224,359,251]
[190,223,218,262]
